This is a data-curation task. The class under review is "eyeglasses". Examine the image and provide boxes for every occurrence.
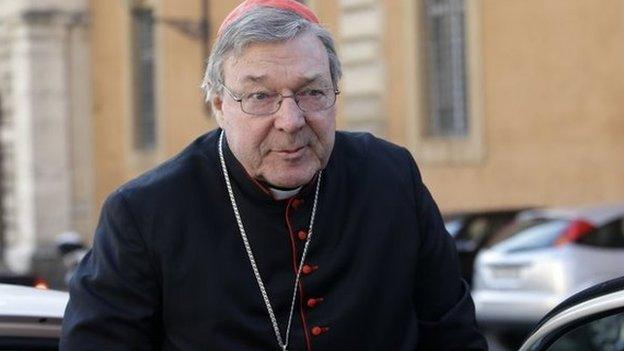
[221,83,340,116]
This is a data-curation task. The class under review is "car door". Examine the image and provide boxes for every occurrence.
[0,336,59,350]
[518,276,624,351]
[0,314,61,350]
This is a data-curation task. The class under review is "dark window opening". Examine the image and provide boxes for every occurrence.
[423,0,469,137]
[132,7,157,150]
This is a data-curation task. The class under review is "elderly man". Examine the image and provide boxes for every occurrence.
[61,0,488,350]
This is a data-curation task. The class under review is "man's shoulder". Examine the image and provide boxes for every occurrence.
[329,131,421,205]
[117,130,220,200]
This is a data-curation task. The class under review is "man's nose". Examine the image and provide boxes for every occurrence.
[274,95,305,132]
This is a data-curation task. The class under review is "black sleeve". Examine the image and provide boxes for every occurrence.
[60,190,162,351]
[405,150,488,351]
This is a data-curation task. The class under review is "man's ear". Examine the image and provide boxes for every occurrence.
[211,95,225,127]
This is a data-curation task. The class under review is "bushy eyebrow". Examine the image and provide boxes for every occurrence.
[239,74,329,88]
[241,75,266,83]
[299,74,325,85]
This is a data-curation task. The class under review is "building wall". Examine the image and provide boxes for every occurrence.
[0,0,91,281]
[419,0,624,211]
[339,0,624,212]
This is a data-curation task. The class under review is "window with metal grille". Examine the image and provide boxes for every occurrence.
[423,0,468,137]
[132,7,157,150]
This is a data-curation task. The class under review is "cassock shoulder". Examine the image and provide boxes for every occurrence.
[332,131,422,191]
[334,131,418,167]
[115,130,222,207]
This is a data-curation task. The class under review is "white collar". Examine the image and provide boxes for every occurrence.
[270,187,302,200]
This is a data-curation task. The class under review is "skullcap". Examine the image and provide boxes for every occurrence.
[217,0,320,36]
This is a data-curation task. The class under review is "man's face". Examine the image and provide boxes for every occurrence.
[212,31,336,189]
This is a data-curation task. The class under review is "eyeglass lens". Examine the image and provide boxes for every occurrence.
[241,89,336,115]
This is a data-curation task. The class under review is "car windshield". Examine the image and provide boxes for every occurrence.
[487,218,571,253]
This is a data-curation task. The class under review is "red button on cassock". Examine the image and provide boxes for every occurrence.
[307,298,323,308]
[297,230,307,240]
[311,326,329,336]
[302,264,318,275]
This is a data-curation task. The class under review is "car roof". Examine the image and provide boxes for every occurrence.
[445,207,530,216]
[516,202,624,225]
[0,284,68,319]
[443,207,531,221]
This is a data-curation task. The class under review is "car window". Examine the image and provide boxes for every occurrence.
[483,218,542,248]
[471,214,518,245]
[462,217,489,242]
[541,312,624,351]
[489,218,570,253]
[577,218,624,248]
[453,214,515,242]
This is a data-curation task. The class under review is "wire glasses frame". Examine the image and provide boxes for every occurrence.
[221,83,340,116]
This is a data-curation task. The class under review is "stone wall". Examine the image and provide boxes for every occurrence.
[338,0,386,135]
[0,0,92,288]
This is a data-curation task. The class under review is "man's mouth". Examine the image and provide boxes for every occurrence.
[280,146,304,153]
[274,146,306,157]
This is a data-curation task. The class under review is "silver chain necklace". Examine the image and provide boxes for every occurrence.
[218,131,322,351]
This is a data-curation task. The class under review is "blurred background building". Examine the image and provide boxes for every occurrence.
[0,0,91,282]
[0,0,622,287]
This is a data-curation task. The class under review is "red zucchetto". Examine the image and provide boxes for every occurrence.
[217,0,320,36]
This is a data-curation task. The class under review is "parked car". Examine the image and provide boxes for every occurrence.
[0,262,49,290]
[443,208,528,285]
[0,273,49,289]
[472,202,624,347]
[519,275,624,351]
[0,283,68,349]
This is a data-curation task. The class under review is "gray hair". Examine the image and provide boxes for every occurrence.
[201,6,342,103]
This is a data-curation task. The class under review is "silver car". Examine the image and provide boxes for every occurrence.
[472,202,624,341]
[0,283,68,349]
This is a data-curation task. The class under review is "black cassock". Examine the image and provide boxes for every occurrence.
[61,129,487,351]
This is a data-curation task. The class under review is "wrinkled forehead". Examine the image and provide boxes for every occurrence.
[223,32,332,88]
